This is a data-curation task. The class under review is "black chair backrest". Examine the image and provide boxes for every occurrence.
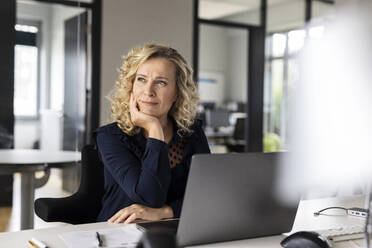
[73,144,105,222]
[79,144,105,197]
[35,144,105,224]
[233,117,245,141]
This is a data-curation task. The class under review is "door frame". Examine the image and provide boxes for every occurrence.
[193,0,266,152]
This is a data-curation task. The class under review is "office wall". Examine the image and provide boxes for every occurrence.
[226,28,247,103]
[198,24,228,106]
[199,25,229,74]
[199,25,247,104]
[100,0,193,124]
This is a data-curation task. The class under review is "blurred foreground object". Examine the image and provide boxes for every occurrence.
[278,0,372,200]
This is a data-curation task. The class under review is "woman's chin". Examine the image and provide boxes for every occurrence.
[140,109,158,117]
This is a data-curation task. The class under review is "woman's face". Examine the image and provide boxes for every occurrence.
[132,57,178,120]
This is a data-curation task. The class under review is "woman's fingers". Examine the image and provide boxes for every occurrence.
[129,94,138,125]
[124,212,140,224]
[108,210,120,223]
[130,94,144,125]
[108,204,170,224]
[108,208,131,223]
[108,205,144,224]
[116,210,135,223]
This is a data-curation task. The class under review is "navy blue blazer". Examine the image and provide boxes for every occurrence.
[94,119,210,221]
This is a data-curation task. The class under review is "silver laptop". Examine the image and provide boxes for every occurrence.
[138,152,299,246]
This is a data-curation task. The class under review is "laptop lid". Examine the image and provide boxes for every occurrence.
[176,152,299,246]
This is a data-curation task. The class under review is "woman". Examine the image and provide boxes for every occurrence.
[95,43,210,224]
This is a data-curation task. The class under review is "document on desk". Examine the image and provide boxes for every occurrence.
[59,224,143,248]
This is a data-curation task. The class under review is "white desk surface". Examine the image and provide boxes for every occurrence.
[0,149,81,165]
[0,221,284,248]
[292,194,366,233]
[0,195,367,248]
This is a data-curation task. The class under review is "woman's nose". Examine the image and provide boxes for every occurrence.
[144,82,155,97]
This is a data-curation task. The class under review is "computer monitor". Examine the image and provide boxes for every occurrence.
[199,102,215,111]
[205,110,230,129]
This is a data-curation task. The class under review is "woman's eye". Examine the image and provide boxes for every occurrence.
[137,77,145,82]
[158,81,167,86]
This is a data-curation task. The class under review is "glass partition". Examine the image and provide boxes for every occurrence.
[198,23,248,153]
[15,1,91,152]
[14,0,92,198]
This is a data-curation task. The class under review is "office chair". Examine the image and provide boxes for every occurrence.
[226,117,246,152]
[34,144,104,224]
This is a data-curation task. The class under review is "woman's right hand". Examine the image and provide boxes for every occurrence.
[130,94,164,141]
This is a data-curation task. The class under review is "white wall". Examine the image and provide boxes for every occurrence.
[100,0,193,124]
[198,24,228,106]
[199,25,229,73]
[199,25,247,104]
[226,28,247,102]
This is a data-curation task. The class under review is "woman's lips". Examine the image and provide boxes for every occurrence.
[140,101,158,106]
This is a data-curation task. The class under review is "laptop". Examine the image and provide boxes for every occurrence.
[137,152,299,246]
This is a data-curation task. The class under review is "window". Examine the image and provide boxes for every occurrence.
[264,26,325,150]
[14,24,39,118]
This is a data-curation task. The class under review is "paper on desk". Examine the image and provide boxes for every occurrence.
[59,224,143,248]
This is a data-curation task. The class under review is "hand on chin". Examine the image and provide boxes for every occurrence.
[130,94,160,129]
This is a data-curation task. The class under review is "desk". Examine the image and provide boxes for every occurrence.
[0,149,81,230]
[0,221,285,248]
[204,127,234,147]
[292,195,366,233]
[0,196,367,247]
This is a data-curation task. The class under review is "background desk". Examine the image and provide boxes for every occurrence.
[0,195,367,247]
[0,149,81,230]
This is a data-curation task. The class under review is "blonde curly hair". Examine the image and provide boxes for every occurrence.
[109,43,199,136]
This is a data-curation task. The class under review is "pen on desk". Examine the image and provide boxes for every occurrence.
[29,238,48,248]
[28,240,38,248]
[96,231,103,247]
